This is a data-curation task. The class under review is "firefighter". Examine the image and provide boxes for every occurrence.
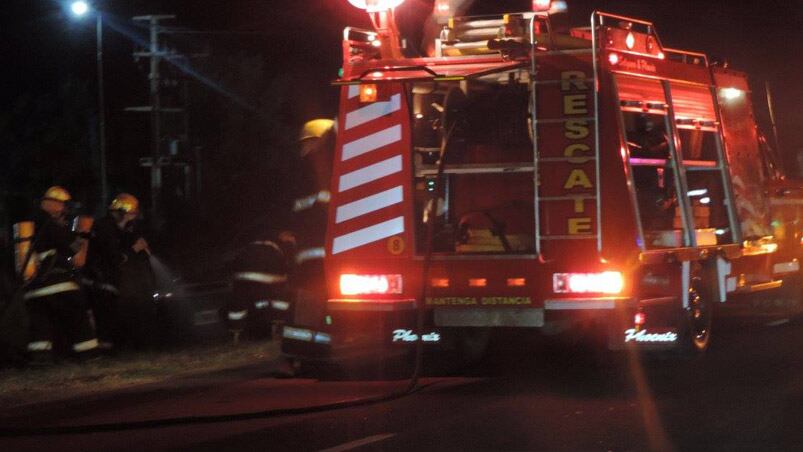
[628,114,675,229]
[24,186,99,364]
[283,119,335,330]
[274,119,336,375]
[85,193,149,351]
[226,239,289,343]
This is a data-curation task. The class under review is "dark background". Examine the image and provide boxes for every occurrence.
[1,0,801,273]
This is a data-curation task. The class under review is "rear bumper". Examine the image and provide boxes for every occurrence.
[282,295,685,360]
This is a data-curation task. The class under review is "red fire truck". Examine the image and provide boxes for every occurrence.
[281,0,802,365]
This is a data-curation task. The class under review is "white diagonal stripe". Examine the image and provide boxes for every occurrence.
[348,85,360,99]
[345,94,401,130]
[336,186,403,223]
[339,155,402,192]
[342,124,402,161]
[332,216,405,255]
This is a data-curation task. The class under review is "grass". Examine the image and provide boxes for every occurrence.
[0,340,280,410]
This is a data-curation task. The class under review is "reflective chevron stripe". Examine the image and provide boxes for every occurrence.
[336,186,403,223]
[338,155,402,192]
[342,125,402,161]
[345,94,401,130]
[332,216,405,255]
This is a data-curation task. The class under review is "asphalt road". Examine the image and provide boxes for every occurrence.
[1,315,801,451]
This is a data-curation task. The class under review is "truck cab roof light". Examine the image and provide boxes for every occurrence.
[468,278,487,287]
[720,87,744,101]
[347,0,405,12]
[532,0,552,12]
[434,0,451,17]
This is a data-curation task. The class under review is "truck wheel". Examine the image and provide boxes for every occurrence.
[680,281,713,355]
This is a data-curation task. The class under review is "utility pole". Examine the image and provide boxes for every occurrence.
[129,15,175,228]
[127,15,204,229]
[96,12,108,210]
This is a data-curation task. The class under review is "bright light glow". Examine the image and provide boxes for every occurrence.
[468,278,487,287]
[359,84,378,102]
[507,278,526,287]
[70,1,89,16]
[435,0,451,15]
[340,274,402,295]
[699,197,711,205]
[657,51,665,60]
[625,32,635,50]
[721,87,744,101]
[687,188,708,197]
[532,0,552,12]
[553,271,625,294]
[347,0,405,12]
[634,311,646,326]
[431,278,450,288]
[608,52,620,65]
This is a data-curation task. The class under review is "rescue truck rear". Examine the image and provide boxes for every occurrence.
[281,0,803,366]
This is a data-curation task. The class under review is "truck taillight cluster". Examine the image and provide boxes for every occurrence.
[340,274,403,295]
[553,271,624,294]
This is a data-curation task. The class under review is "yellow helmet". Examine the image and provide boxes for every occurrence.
[299,119,335,142]
[109,193,140,214]
[43,186,71,203]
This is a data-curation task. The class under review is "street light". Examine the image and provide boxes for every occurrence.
[71,1,89,16]
[70,1,109,210]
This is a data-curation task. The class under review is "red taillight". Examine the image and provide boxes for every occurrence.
[634,311,646,327]
[532,0,551,12]
[340,274,402,295]
[553,272,624,294]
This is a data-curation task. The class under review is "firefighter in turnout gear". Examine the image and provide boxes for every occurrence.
[287,119,334,326]
[226,240,289,342]
[85,193,149,351]
[24,186,99,364]
[278,119,336,365]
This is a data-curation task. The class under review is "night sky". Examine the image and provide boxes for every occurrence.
[1,1,801,244]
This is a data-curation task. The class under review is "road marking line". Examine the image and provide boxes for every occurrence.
[319,433,396,452]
